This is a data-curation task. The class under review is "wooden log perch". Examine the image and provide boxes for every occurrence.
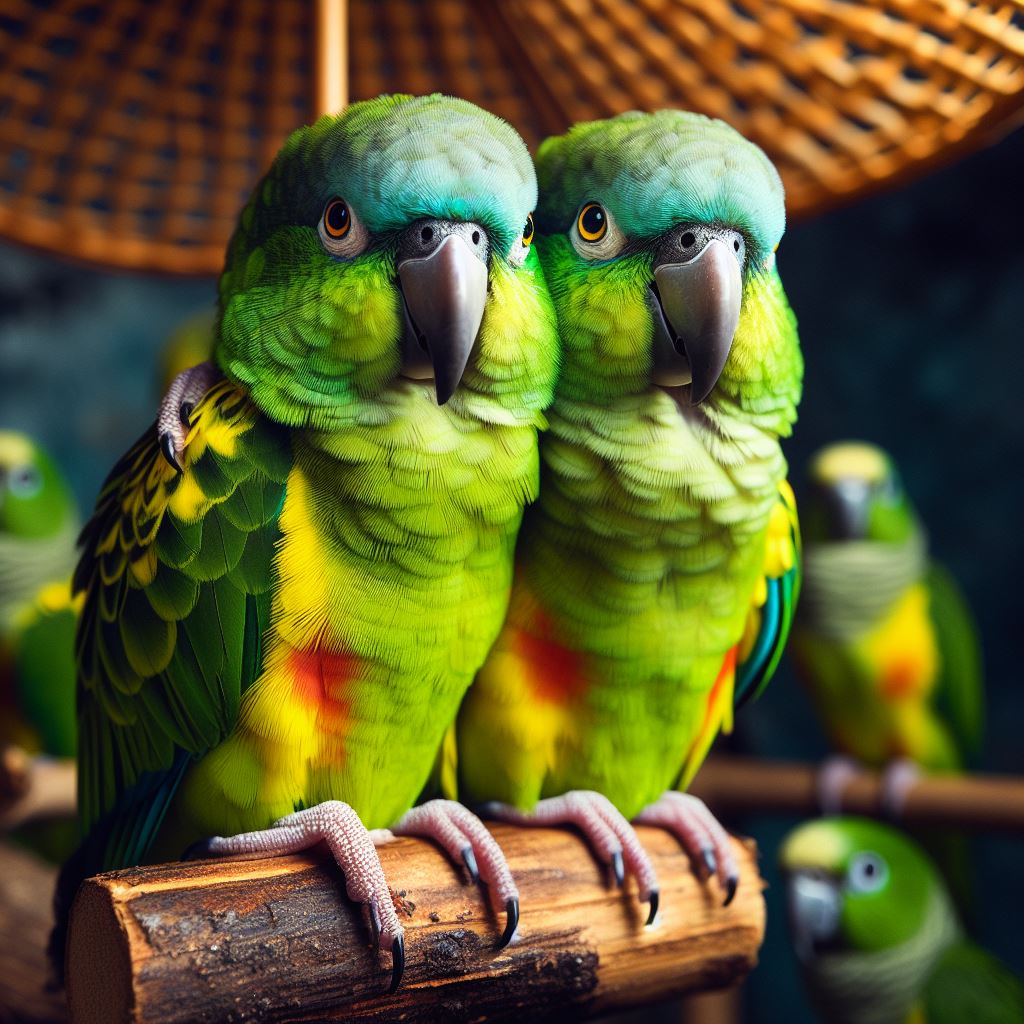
[67,826,764,1024]
[690,755,1024,833]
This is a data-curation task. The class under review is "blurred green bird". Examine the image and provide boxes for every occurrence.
[781,817,1023,1024]
[0,431,79,758]
[792,442,983,775]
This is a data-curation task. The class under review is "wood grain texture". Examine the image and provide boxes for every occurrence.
[66,826,764,1024]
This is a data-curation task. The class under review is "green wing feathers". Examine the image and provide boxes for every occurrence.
[926,562,984,761]
[74,380,290,851]
[923,940,1024,1024]
[735,479,801,706]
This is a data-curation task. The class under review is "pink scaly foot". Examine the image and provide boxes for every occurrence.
[189,801,407,992]
[634,791,740,907]
[484,791,660,925]
[879,758,922,820]
[816,754,864,817]
[393,799,520,946]
[157,360,222,471]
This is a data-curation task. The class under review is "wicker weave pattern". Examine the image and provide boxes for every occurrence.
[0,0,1021,274]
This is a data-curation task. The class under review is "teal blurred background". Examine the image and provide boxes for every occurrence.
[1,121,1021,1022]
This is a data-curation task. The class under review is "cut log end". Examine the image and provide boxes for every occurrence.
[67,825,764,1024]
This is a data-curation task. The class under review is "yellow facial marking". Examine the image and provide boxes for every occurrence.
[780,821,848,872]
[0,432,35,469]
[811,442,889,487]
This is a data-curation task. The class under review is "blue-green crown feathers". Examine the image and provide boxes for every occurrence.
[230,93,537,263]
[535,110,785,260]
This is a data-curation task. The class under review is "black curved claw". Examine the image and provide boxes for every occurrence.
[498,897,519,949]
[701,847,718,879]
[723,874,738,908]
[179,401,195,427]
[645,889,660,926]
[388,933,405,994]
[461,846,479,883]
[611,850,625,887]
[159,432,182,473]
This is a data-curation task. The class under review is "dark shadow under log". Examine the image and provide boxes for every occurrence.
[66,825,764,1024]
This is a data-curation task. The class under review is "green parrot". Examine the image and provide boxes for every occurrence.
[55,94,559,990]
[0,431,79,758]
[781,817,1023,1024]
[792,441,983,779]
[455,110,802,915]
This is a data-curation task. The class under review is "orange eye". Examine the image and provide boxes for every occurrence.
[577,202,607,242]
[322,198,351,239]
[522,213,535,247]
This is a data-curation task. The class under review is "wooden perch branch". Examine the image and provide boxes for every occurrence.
[67,826,764,1024]
[690,755,1024,833]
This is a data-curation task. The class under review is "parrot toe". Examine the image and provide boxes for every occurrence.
[879,758,923,819]
[815,754,863,816]
[156,359,222,470]
[199,800,407,992]
[392,799,521,946]
[633,791,740,907]
[484,791,659,919]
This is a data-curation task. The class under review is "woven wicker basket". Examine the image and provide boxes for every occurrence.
[0,0,1021,274]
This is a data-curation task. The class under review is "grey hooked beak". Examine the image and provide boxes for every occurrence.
[397,222,489,405]
[786,872,842,962]
[650,237,743,404]
[815,478,871,541]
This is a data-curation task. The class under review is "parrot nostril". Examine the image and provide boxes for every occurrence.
[681,231,696,249]
[471,230,481,246]
[421,226,434,244]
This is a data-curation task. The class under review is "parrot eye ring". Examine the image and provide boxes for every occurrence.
[846,852,888,894]
[8,465,41,498]
[577,203,608,242]
[522,213,535,248]
[318,197,369,259]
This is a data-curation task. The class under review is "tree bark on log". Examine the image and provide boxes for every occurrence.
[66,826,764,1024]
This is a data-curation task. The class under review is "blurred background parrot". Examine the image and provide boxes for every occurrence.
[0,430,79,759]
[781,817,1023,1024]
[54,93,559,990]
[456,110,802,915]
[792,441,983,778]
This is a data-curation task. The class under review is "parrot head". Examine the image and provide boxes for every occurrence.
[0,432,75,540]
[214,94,557,427]
[533,109,796,407]
[802,442,917,544]
[780,817,941,960]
